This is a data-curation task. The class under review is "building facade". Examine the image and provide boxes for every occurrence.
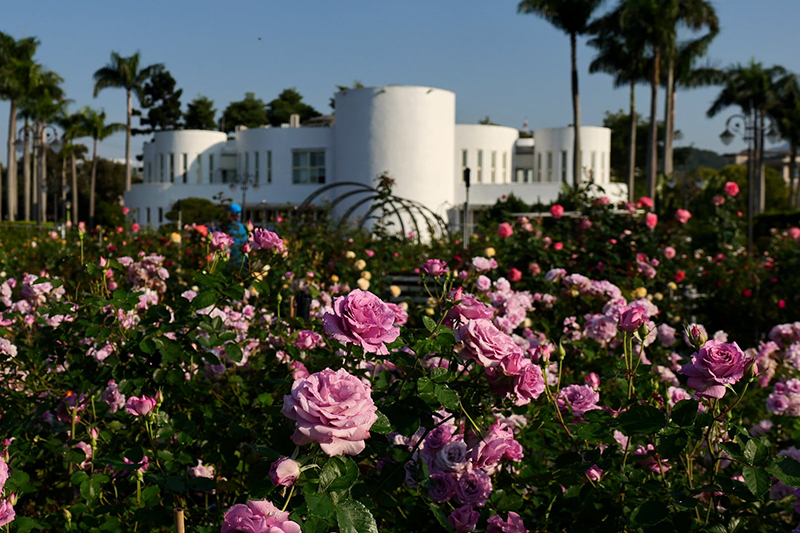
[125,85,624,228]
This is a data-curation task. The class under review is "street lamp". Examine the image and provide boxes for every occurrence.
[719,113,755,251]
[229,173,260,219]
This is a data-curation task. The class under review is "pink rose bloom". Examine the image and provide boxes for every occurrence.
[675,209,692,224]
[281,368,378,456]
[455,470,493,507]
[123,455,150,473]
[679,340,752,399]
[210,232,234,251]
[472,257,498,272]
[528,262,541,276]
[251,228,286,254]
[507,268,522,282]
[585,464,603,482]
[512,363,545,405]
[0,500,15,527]
[295,330,323,350]
[713,195,726,207]
[125,395,157,416]
[449,505,480,532]
[0,457,7,492]
[498,222,514,238]
[385,302,408,326]
[486,512,527,533]
[645,212,658,229]
[476,275,492,292]
[638,196,654,209]
[788,227,800,240]
[724,181,740,197]
[456,319,523,368]
[289,360,309,380]
[221,504,266,533]
[580,218,592,231]
[663,246,676,259]
[101,380,126,414]
[422,259,449,276]
[550,204,565,219]
[557,384,601,418]
[585,372,601,390]
[122,207,130,215]
[322,289,400,355]
[187,460,215,479]
[429,472,458,502]
[471,424,523,473]
[131,223,140,233]
[618,305,648,333]
[446,290,495,324]
[269,457,301,487]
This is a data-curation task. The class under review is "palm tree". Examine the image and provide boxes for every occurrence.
[707,60,787,214]
[518,0,605,186]
[55,110,88,224]
[0,32,39,220]
[773,74,800,207]
[588,8,650,201]
[93,51,163,191]
[79,107,125,225]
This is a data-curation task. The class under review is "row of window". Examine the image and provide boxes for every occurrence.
[145,150,325,185]
[461,149,509,184]
[512,150,606,184]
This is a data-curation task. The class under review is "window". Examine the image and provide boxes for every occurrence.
[209,154,214,183]
[514,168,522,183]
[146,207,151,224]
[561,151,568,182]
[547,151,553,182]
[254,151,259,183]
[182,153,188,183]
[292,150,326,184]
[502,152,507,183]
[196,154,202,183]
[158,207,163,223]
[159,154,164,182]
[491,151,496,183]
[591,151,597,180]
[169,153,175,183]
[477,150,483,183]
[536,153,542,182]
[244,152,249,181]
[267,151,272,183]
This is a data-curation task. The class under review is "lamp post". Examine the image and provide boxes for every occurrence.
[229,173,259,219]
[720,112,755,252]
[463,168,471,251]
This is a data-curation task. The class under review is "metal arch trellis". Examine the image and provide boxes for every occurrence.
[297,181,450,243]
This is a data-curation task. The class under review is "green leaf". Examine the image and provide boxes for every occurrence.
[370,411,392,434]
[11,517,43,533]
[743,439,769,467]
[434,384,460,410]
[766,456,800,487]
[422,316,438,332]
[629,501,669,526]
[417,377,434,394]
[225,342,243,363]
[429,367,450,383]
[618,405,665,434]
[742,466,771,497]
[302,516,330,533]
[671,400,698,427]
[70,471,89,485]
[319,456,359,493]
[192,290,217,310]
[335,499,378,533]
[306,492,335,518]
[79,478,102,502]
[656,430,688,458]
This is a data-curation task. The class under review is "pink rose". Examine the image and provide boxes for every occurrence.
[498,222,514,238]
[322,289,400,355]
[618,305,648,333]
[638,196,653,209]
[724,181,740,197]
[645,212,658,229]
[512,363,545,405]
[385,302,408,326]
[0,457,8,492]
[281,368,378,456]
[585,464,603,482]
[251,228,285,254]
[675,209,692,224]
[187,460,215,479]
[455,470,493,507]
[680,340,752,399]
[429,472,458,503]
[456,319,523,368]
[449,505,480,532]
[550,204,565,219]
[210,232,234,251]
[557,384,601,418]
[471,424,523,473]
[269,457,301,487]
[663,246,676,259]
[422,259,449,276]
[295,330,323,350]
[446,290,495,324]
[131,223,140,233]
[122,207,130,215]
[125,395,157,416]
[713,195,725,207]
[788,227,800,240]
[486,512,527,533]
[0,499,15,528]
[507,268,522,282]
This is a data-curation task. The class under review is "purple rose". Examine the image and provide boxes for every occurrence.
[251,228,285,254]
[281,368,378,456]
[456,319,523,368]
[322,289,400,355]
[449,505,480,532]
[584,313,618,344]
[187,460,215,479]
[101,380,126,414]
[679,340,752,399]
[210,232,234,251]
[0,457,8,493]
[486,512,527,533]
[125,395,157,416]
[294,330,323,350]
[269,457,301,487]
[422,259,449,276]
[657,324,677,347]
[557,384,601,418]
[222,500,302,533]
[618,305,648,333]
[446,292,495,324]
[455,469,493,507]
[512,363,546,406]
[385,302,408,326]
[471,424,523,473]
[0,499,14,528]
[429,472,458,502]
[434,440,469,472]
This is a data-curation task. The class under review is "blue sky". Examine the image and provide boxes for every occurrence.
[2,0,799,165]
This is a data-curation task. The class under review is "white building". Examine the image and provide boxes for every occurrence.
[125,85,624,228]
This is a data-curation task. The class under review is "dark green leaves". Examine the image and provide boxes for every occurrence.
[671,400,698,427]
[370,411,392,434]
[192,290,217,310]
[742,466,771,497]
[335,499,378,533]
[319,456,359,493]
[618,405,665,434]
[434,384,460,410]
[630,501,669,527]
[305,492,334,518]
[766,456,800,487]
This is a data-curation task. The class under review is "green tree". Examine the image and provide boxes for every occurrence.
[266,88,321,127]
[93,51,164,191]
[135,68,183,133]
[329,80,364,109]
[184,95,217,130]
[79,107,125,225]
[0,32,39,221]
[773,73,800,207]
[518,0,605,186]
[54,109,89,224]
[220,92,268,133]
[165,197,227,226]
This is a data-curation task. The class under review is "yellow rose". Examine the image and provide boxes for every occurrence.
[399,302,409,311]
[485,247,496,257]
[170,232,182,244]
[345,251,356,259]
[667,282,677,291]
[654,292,664,301]
[356,278,370,290]
[633,287,647,298]
[361,271,372,280]
[389,285,402,297]
[425,307,435,316]
[330,274,340,283]
[354,259,366,271]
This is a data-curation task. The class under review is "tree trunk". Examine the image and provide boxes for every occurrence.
[71,152,78,225]
[90,137,98,225]
[23,120,30,221]
[757,110,765,214]
[60,153,67,223]
[570,32,582,186]
[5,101,16,221]
[628,80,637,203]
[663,56,675,177]
[125,90,132,191]
[41,123,48,223]
[646,47,661,207]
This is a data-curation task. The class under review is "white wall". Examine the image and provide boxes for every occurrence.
[141,130,227,186]
[453,125,519,205]
[533,126,611,187]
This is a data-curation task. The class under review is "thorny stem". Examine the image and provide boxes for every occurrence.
[281,485,295,512]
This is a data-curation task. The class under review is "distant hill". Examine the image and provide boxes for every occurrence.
[674,146,727,171]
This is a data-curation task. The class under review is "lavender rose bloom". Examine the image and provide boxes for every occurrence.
[0,457,8,492]
[447,293,495,324]
[456,319,523,368]
[455,469,493,507]
[422,259,449,276]
[680,340,752,399]
[294,330,323,350]
[269,457,301,487]
[281,368,378,456]
[512,363,545,406]
[449,505,480,532]
[486,512,527,533]
[0,500,14,528]
[322,289,400,355]
[434,440,469,472]
[125,395,156,416]
[429,472,458,503]
[221,504,266,533]
[101,380,126,414]
[251,228,285,254]
[385,302,409,326]
[618,305,648,333]
[210,232,234,251]
[557,384,601,418]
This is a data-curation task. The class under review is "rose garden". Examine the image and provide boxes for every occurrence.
[3,179,800,532]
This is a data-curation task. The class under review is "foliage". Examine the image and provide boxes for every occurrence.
[266,88,321,127]
[220,92,268,133]
[135,68,183,133]
[164,197,227,226]
[184,95,217,130]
